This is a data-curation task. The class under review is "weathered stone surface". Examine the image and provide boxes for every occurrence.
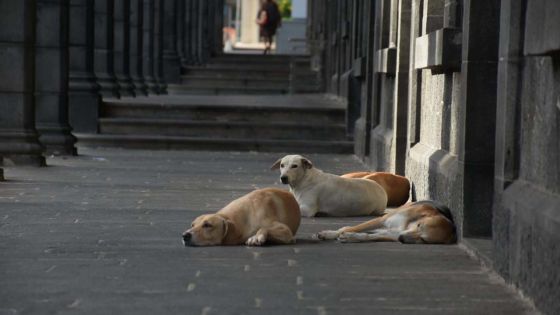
[414,28,461,72]
[161,0,181,83]
[141,0,158,94]
[129,0,149,96]
[113,0,136,97]
[35,0,77,156]
[0,148,535,314]
[524,0,560,56]
[94,0,120,98]
[152,0,166,93]
[0,0,45,166]
[68,0,101,133]
[374,47,396,75]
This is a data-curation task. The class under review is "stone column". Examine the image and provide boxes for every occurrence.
[182,0,192,66]
[214,0,224,55]
[189,0,200,65]
[199,0,210,63]
[162,0,181,83]
[35,0,77,156]
[176,0,186,66]
[113,0,135,96]
[130,0,148,96]
[391,0,412,174]
[459,0,501,237]
[0,0,45,165]
[142,0,158,94]
[68,0,101,133]
[94,0,120,98]
[153,0,166,93]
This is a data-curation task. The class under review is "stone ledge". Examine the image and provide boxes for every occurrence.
[414,28,462,72]
[352,56,366,78]
[374,47,396,75]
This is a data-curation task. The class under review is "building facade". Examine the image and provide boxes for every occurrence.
[0,0,223,169]
[307,0,559,314]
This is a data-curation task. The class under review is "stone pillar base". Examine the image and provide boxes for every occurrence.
[0,131,46,166]
[37,127,78,156]
[2,155,46,167]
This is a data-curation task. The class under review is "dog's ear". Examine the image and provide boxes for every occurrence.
[221,217,230,239]
[270,158,282,170]
[301,157,313,169]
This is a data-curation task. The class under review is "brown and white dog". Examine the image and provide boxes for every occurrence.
[271,155,387,217]
[341,172,411,207]
[182,188,301,246]
[317,200,456,244]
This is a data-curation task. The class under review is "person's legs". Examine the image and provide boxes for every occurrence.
[263,35,272,54]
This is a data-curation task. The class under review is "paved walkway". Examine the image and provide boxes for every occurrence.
[0,149,535,314]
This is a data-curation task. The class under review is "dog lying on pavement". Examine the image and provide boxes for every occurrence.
[317,200,456,244]
[341,172,411,207]
[271,155,387,217]
[182,188,300,246]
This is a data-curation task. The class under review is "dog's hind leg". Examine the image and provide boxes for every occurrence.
[264,221,296,244]
[338,230,400,243]
[316,215,388,240]
[342,215,388,233]
[246,222,295,246]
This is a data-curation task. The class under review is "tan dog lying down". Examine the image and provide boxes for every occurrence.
[183,188,300,246]
[341,172,411,207]
[271,155,387,217]
[317,200,456,244]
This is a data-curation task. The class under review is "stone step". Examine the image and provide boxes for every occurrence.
[200,63,291,71]
[166,84,289,95]
[179,76,290,90]
[182,68,290,79]
[75,133,354,153]
[102,100,345,124]
[99,118,348,140]
[210,54,297,64]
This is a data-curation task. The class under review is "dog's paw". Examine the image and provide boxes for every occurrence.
[338,232,367,243]
[246,234,267,246]
[316,230,341,240]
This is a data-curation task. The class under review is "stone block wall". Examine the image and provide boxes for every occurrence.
[308,0,559,313]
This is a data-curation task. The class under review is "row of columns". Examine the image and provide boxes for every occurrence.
[307,0,501,238]
[0,0,223,170]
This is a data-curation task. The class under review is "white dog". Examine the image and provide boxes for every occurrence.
[271,155,387,217]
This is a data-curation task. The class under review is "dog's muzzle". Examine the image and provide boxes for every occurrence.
[280,176,289,184]
[182,232,192,246]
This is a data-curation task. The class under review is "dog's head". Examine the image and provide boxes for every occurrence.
[270,155,313,186]
[182,214,229,246]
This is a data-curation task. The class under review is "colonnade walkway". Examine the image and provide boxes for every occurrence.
[0,148,535,314]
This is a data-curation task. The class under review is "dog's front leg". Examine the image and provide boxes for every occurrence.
[316,226,353,240]
[299,204,319,217]
[246,229,267,246]
[316,215,388,240]
[338,230,400,243]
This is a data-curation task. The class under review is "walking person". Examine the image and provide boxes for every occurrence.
[256,0,282,54]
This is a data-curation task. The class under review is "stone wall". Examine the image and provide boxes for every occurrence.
[0,0,223,166]
[308,0,559,313]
